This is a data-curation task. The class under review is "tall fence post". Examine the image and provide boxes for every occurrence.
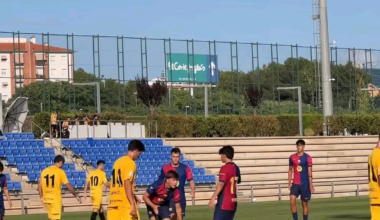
[356,180,359,196]
[278,184,282,201]
[250,185,254,202]
[331,182,334,198]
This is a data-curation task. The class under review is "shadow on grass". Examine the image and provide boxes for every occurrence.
[331,214,370,219]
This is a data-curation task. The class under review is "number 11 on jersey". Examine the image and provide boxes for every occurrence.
[230,176,239,194]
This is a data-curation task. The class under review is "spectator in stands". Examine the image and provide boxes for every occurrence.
[74,116,80,125]
[82,115,89,125]
[50,109,60,138]
[93,115,100,126]
[0,130,7,141]
[62,117,70,139]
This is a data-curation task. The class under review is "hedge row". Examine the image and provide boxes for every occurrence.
[28,112,380,138]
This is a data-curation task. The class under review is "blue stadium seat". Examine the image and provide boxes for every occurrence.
[34,149,41,156]
[30,157,37,164]
[5,173,10,181]
[15,157,22,165]
[19,149,27,156]
[27,133,34,140]
[2,142,9,148]
[13,134,21,140]
[22,157,30,164]
[28,173,37,182]
[32,165,40,172]
[79,172,86,180]
[7,157,15,165]
[31,141,38,148]
[37,141,44,148]
[11,149,18,156]
[23,141,31,148]
[37,157,44,164]
[26,149,34,156]
[16,141,23,148]
[141,178,148,186]
[17,165,26,173]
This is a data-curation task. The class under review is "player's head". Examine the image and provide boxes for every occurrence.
[296,139,306,153]
[165,170,179,189]
[127,139,145,161]
[54,155,65,168]
[171,148,181,166]
[219,145,234,163]
[97,160,105,171]
[0,162,4,174]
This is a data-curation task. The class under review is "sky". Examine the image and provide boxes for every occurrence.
[1,0,380,80]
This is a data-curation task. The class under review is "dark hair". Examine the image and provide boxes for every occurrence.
[219,145,234,159]
[165,170,179,180]
[128,139,145,152]
[97,160,105,166]
[0,162,4,171]
[171,147,181,155]
[296,139,306,146]
[54,155,65,164]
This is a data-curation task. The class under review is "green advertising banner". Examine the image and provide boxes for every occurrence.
[165,53,219,83]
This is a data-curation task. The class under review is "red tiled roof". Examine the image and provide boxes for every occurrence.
[0,43,72,53]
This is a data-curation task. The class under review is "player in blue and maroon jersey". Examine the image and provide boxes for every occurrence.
[0,162,12,220]
[288,139,315,220]
[143,170,183,220]
[158,147,195,219]
[209,145,241,220]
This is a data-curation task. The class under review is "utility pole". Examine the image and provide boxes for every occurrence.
[320,0,334,135]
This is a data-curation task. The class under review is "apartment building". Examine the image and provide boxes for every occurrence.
[0,37,73,102]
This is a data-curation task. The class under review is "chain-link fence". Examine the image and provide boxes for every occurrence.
[1,31,379,115]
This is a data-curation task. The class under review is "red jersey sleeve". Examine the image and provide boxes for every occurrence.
[218,165,227,183]
[173,188,181,203]
[307,155,312,167]
[186,165,193,181]
[3,178,7,188]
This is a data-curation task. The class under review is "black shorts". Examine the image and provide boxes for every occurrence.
[146,204,171,219]
[169,200,186,217]
[290,184,311,201]
[0,201,5,217]
[213,207,236,220]
[51,124,58,130]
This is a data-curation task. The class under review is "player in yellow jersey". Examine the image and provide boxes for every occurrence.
[107,139,145,220]
[38,155,81,220]
[369,134,380,220]
[84,160,110,220]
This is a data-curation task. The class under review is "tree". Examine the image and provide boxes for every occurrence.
[135,76,168,116]
[243,84,263,115]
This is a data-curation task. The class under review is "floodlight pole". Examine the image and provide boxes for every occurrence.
[277,86,303,136]
[73,82,101,114]
[320,0,334,136]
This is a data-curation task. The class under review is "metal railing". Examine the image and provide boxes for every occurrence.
[12,179,369,215]
[50,119,158,139]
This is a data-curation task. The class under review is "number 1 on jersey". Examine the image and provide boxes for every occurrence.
[111,169,123,187]
[44,174,55,188]
[369,157,378,182]
[230,176,239,194]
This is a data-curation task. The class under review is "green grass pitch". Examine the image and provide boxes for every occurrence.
[6,197,370,220]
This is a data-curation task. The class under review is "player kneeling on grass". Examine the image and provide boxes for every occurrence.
[84,160,110,220]
[143,170,183,220]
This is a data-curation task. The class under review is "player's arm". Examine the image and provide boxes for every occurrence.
[307,155,315,192]
[3,178,12,208]
[174,188,183,220]
[103,173,110,188]
[186,165,195,198]
[210,166,226,202]
[61,171,81,203]
[123,163,137,212]
[158,167,165,181]
[142,184,159,215]
[288,156,293,188]
[84,179,90,201]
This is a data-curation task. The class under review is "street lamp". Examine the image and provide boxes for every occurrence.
[133,92,137,107]
[185,106,190,116]
[277,86,303,136]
